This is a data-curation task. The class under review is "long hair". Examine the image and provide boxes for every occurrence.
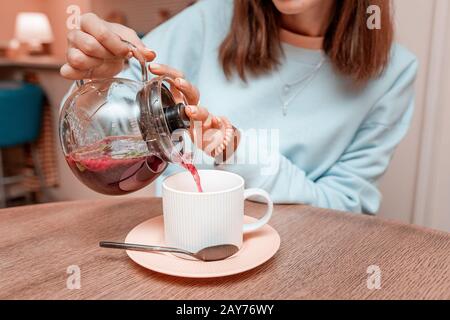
[219,0,394,83]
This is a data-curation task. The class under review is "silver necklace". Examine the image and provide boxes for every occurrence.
[279,58,325,116]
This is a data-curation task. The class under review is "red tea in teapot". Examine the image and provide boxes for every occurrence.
[66,136,203,195]
[66,136,166,195]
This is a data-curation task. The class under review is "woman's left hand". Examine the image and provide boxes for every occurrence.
[148,63,237,157]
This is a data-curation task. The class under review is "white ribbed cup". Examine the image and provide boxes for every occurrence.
[162,170,273,253]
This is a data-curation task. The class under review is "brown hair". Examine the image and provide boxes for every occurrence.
[219,0,394,83]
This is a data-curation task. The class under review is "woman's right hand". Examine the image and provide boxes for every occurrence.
[60,13,156,80]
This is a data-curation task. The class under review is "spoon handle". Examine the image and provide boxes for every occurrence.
[99,241,194,256]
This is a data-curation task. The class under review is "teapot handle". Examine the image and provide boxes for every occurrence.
[76,38,149,88]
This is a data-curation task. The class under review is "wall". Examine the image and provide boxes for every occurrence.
[430,29,450,230]
[429,56,450,231]
[0,0,45,44]
[417,0,450,232]
[435,18,450,231]
[0,0,91,59]
[44,0,92,58]
[379,0,450,232]
[91,0,192,34]
[378,0,436,222]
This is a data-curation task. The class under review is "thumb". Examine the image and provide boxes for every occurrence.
[108,22,156,61]
[185,105,210,122]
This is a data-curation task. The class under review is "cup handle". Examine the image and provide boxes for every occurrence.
[243,188,273,234]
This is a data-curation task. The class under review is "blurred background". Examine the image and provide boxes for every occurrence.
[0,0,449,232]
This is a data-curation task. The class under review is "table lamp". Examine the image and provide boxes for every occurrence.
[14,12,54,55]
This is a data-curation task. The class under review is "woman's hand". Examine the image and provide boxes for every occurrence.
[60,13,156,80]
[149,63,238,158]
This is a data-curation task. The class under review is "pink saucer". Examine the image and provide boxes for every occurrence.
[125,215,280,278]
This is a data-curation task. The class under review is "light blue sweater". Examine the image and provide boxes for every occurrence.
[119,0,418,214]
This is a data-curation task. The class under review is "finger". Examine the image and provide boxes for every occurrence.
[171,87,185,104]
[90,60,125,78]
[80,13,130,57]
[67,47,104,71]
[60,63,90,80]
[107,22,144,47]
[148,63,184,79]
[68,30,116,60]
[174,78,200,105]
[60,59,124,80]
[185,105,210,122]
[107,22,157,62]
[203,128,225,156]
[139,48,157,62]
[212,116,233,130]
[211,116,221,129]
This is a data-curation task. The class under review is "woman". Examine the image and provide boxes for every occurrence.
[61,0,418,214]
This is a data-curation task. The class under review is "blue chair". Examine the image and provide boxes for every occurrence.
[0,81,46,207]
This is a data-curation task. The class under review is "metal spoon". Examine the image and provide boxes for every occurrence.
[99,241,239,262]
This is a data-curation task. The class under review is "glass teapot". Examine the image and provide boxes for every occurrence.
[59,42,191,195]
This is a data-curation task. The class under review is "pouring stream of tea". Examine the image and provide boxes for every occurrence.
[180,160,203,193]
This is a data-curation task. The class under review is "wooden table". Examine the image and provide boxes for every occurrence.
[0,198,449,300]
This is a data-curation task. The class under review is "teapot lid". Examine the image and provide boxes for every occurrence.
[138,76,191,163]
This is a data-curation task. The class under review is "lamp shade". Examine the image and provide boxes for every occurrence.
[14,12,54,45]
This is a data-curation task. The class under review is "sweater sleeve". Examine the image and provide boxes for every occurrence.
[217,59,418,214]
